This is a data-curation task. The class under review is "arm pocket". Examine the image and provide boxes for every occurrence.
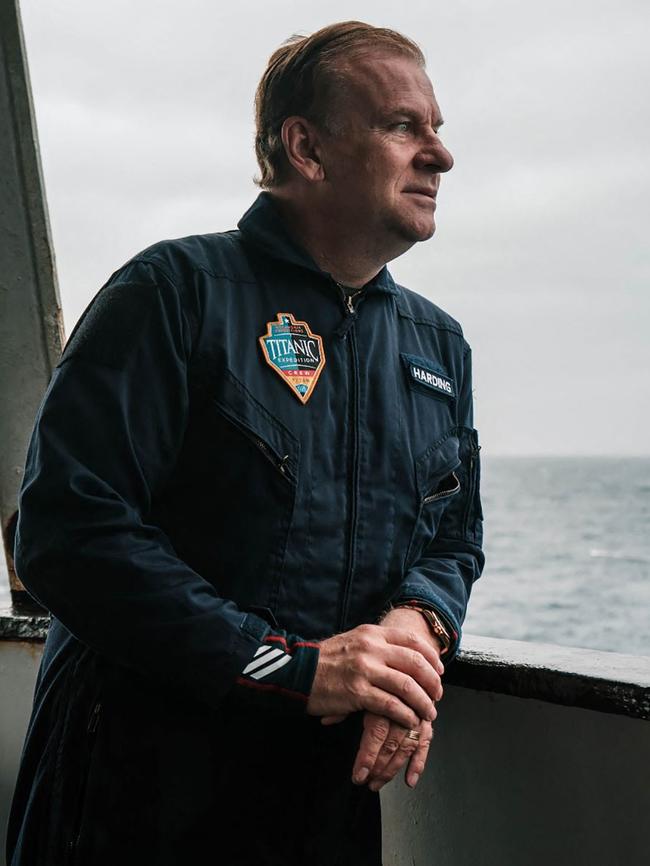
[436,426,482,545]
[403,430,462,572]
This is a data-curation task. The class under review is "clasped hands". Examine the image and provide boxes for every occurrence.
[306,608,444,792]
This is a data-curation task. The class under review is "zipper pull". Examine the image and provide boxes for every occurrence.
[333,278,360,316]
[332,278,361,337]
[345,287,365,314]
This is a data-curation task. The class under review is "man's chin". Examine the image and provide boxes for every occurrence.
[403,218,436,243]
[381,215,436,259]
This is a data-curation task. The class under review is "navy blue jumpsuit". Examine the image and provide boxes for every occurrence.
[7,193,484,865]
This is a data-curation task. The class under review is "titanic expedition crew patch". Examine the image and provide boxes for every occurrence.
[259,313,326,404]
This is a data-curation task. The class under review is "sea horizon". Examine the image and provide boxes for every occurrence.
[2,456,649,658]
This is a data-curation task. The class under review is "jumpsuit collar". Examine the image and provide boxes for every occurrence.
[237,192,399,297]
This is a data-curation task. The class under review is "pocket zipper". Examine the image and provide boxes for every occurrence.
[462,444,481,534]
[67,701,102,862]
[252,436,293,482]
[216,407,296,484]
[423,471,461,505]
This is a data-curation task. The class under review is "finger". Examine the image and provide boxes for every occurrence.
[405,721,434,788]
[379,626,444,673]
[368,722,428,791]
[352,714,392,784]
[361,685,421,729]
[368,665,436,722]
[320,714,347,726]
[383,645,444,702]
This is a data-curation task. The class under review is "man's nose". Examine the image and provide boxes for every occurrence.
[414,132,454,173]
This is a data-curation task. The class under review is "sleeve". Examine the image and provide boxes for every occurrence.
[14,258,319,712]
[390,343,485,661]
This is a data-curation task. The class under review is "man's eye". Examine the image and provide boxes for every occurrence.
[393,121,411,132]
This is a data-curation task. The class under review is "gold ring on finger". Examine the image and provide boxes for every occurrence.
[405,729,420,741]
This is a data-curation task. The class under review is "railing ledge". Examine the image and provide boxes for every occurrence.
[1,611,648,720]
[451,633,650,720]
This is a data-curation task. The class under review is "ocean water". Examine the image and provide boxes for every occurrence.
[464,457,650,657]
[2,458,649,657]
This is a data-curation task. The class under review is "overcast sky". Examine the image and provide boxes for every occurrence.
[18,0,649,456]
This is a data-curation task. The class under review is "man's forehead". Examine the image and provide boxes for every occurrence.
[337,52,439,115]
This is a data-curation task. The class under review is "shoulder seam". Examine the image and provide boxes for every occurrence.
[129,256,180,291]
[133,255,259,287]
[126,257,199,355]
[395,285,464,337]
[397,308,464,338]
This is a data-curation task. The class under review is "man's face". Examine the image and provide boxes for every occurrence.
[318,52,453,256]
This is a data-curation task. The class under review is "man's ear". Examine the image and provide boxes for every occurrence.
[280,116,326,183]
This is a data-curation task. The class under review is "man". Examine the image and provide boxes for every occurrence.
[7,21,483,866]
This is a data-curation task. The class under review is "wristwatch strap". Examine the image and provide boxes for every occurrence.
[393,602,452,655]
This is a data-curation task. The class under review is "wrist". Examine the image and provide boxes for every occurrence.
[378,606,444,655]
[383,602,452,656]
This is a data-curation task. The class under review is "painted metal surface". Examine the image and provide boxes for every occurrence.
[447,634,650,720]
[1,638,649,866]
[0,607,48,641]
[0,0,64,599]
[0,640,43,866]
[382,683,650,866]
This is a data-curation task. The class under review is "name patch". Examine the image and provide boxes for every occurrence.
[401,353,455,399]
[259,313,326,404]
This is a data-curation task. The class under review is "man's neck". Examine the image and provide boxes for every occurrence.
[269,190,402,288]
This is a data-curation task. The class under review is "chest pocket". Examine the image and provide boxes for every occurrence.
[404,430,461,572]
[213,368,299,486]
[187,368,300,614]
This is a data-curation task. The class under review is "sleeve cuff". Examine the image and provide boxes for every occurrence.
[232,620,320,714]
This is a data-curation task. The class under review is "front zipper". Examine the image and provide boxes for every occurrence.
[462,443,481,535]
[334,279,363,630]
[338,324,361,630]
